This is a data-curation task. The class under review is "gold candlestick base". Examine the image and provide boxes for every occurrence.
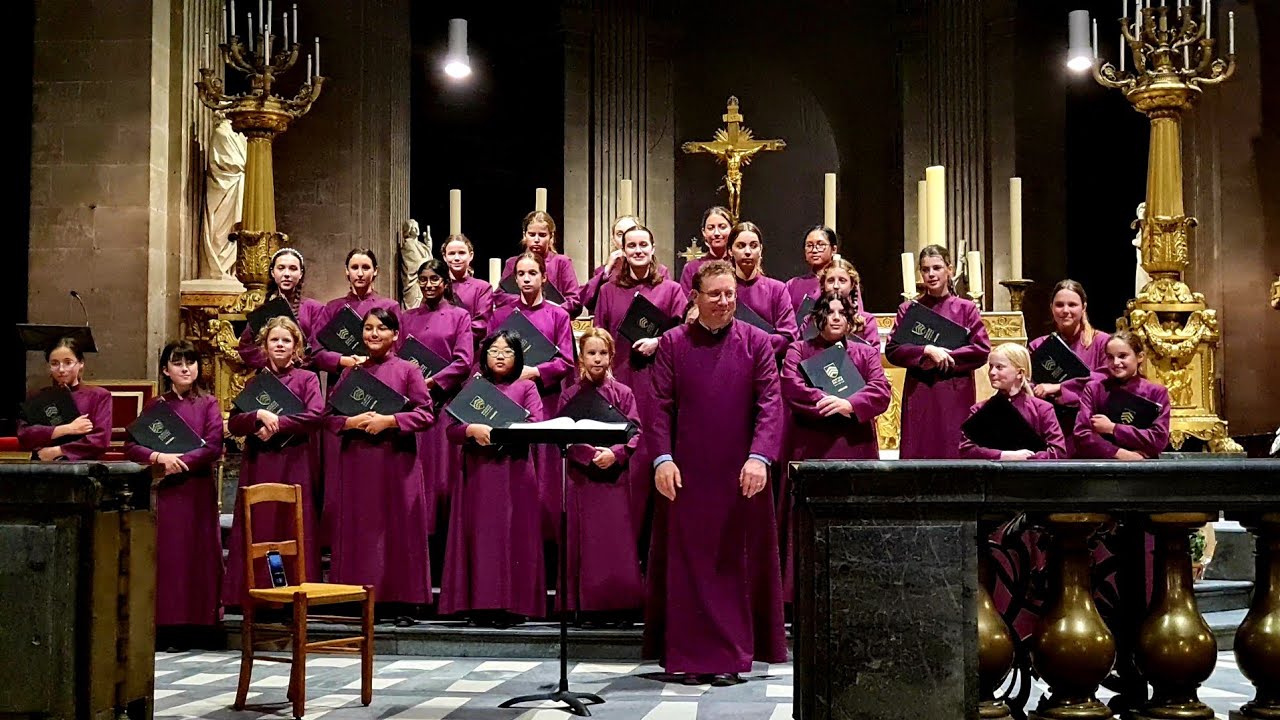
[966,290,985,308]
[1000,279,1034,313]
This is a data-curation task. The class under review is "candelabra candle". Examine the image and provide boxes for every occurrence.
[314,36,320,75]
[292,4,298,46]
[248,11,254,51]
[230,0,236,35]
[1228,11,1234,54]
[282,11,288,46]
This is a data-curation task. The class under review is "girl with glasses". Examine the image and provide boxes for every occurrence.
[18,336,112,462]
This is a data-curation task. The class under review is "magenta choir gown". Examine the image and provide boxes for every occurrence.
[439,378,546,618]
[886,294,992,459]
[17,383,113,461]
[487,299,576,539]
[399,299,475,533]
[222,367,324,606]
[311,290,401,546]
[495,253,583,318]
[322,354,436,603]
[643,320,788,674]
[581,261,672,314]
[958,391,1068,460]
[778,336,891,602]
[677,251,731,295]
[784,273,867,317]
[448,274,494,346]
[558,376,645,612]
[736,275,799,360]
[236,297,326,371]
[1072,376,1172,459]
[1027,331,1111,457]
[124,391,225,627]
[592,277,689,540]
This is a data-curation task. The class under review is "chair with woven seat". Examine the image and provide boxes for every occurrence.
[232,483,374,719]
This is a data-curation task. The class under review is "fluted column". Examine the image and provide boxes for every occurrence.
[1230,512,1280,720]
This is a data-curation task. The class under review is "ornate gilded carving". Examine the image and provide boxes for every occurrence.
[681,97,785,221]
[1270,276,1279,310]
[1139,214,1195,275]
[679,239,707,265]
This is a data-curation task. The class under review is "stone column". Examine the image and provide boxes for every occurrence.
[28,0,180,384]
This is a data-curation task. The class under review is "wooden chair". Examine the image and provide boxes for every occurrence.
[232,483,374,719]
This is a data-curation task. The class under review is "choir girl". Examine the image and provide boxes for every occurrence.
[222,317,324,607]
[440,330,546,626]
[18,336,112,461]
[807,258,880,345]
[885,245,992,459]
[783,224,837,313]
[323,308,436,620]
[581,215,673,313]
[678,206,734,294]
[1073,330,1171,459]
[726,221,799,359]
[236,248,323,370]
[497,211,583,317]
[124,340,224,647]
[959,342,1066,460]
[1028,280,1110,456]
[313,248,401,378]
[440,234,494,345]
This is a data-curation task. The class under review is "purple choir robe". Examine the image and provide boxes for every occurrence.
[678,251,732,295]
[778,337,892,602]
[886,294,992,459]
[487,299,576,538]
[797,310,881,346]
[1073,376,1172,459]
[784,273,866,317]
[18,383,113,461]
[559,376,644,612]
[735,275,799,360]
[439,378,546,618]
[124,391,224,627]
[1027,331,1111,457]
[236,297,326,371]
[399,300,475,533]
[222,367,324,606]
[643,320,788,674]
[592,277,689,538]
[449,274,494,346]
[958,391,1067,460]
[496,254,583,318]
[581,261,672,314]
[322,354,436,603]
[311,291,402,375]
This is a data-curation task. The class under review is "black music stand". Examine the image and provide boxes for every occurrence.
[492,423,630,717]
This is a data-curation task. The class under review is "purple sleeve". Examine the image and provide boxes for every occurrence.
[227,407,258,437]
[1072,381,1121,459]
[17,419,55,451]
[679,262,697,295]
[523,381,546,423]
[749,331,785,463]
[958,403,1002,460]
[645,334,676,461]
[59,390,113,461]
[553,259,583,318]
[1033,400,1068,460]
[433,313,476,394]
[885,303,927,368]
[237,327,268,370]
[446,418,470,443]
[857,313,881,346]
[470,283,493,345]
[609,386,642,466]
[848,350,892,424]
[950,303,992,372]
[780,344,828,420]
[311,304,343,374]
[392,366,436,433]
[179,398,225,471]
[535,314,576,390]
[322,368,354,433]
[581,265,609,314]
[276,374,324,435]
[1111,385,1171,458]
[768,287,800,358]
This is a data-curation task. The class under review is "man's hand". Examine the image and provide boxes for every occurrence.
[655,461,682,501]
[739,458,768,498]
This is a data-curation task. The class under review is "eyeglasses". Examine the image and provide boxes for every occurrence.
[804,242,831,251]
[418,275,445,285]
[48,360,79,370]
[486,349,516,359]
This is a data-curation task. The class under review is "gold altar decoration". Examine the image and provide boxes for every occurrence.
[184,21,326,414]
[1271,276,1279,310]
[1093,4,1240,452]
[999,279,1034,313]
[681,96,785,222]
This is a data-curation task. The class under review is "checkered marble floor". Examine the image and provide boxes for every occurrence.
[154,651,1252,719]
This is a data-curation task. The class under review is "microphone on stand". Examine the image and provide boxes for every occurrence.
[70,290,90,326]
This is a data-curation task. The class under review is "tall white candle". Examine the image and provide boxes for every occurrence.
[967,251,983,296]
[488,258,501,289]
[259,0,264,31]
[248,12,254,51]
[203,30,210,67]
[1120,0,1127,73]
[282,11,288,46]
[1204,0,1210,38]
[917,180,929,250]
[230,0,236,36]
[449,189,462,236]
[306,53,312,78]
[534,187,548,212]
[292,4,298,45]
[618,178,634,217]
[1009,177,1023,279]
[267,0,272,35]
[823,173,837,231]
[314,36,320,75]
[1228,11,1234,54]
[900,253,917,297]
[925,165,947,248]
[1092,18,1099,59]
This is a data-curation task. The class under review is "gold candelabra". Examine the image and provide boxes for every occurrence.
[1092,3,1241,453]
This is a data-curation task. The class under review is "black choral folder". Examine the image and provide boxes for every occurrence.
[126,402,206,454]
[889,302,970,350]
[618,293,674,344]
[1101,388,1161,430]
[960,394,1048,452]
[399,336,451,378]
[499,273,566,305]
[1031,334,1093,385]
[734,301,776,334]
[495,311,559,367]
[798,343,867,399]
[316,305,369,355]
[327,369,408,417]
[245,296,297,338]
[233,372,306,417]
[558,385,636,438]
[22,387,83,445]
[445,377,530,428]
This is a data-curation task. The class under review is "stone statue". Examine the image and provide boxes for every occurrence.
[400,219,432,308]
[200,116,247,280]
[1133,201,1152,294]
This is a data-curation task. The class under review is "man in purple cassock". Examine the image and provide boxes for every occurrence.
[643,260,788,687]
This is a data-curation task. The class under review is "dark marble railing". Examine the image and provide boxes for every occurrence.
[790,459,1280,720]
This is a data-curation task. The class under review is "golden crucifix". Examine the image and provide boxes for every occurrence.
[681,96,786,221]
